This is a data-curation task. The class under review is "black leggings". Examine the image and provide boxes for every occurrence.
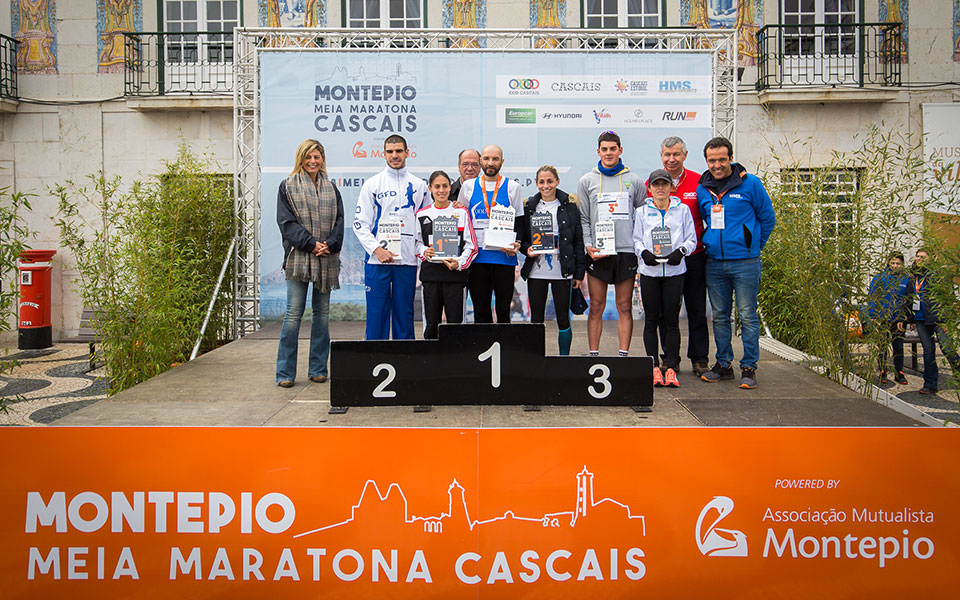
[422,280,465,339]
[468,262,515,323]
[639,274,684,369]
[527,278,572,330]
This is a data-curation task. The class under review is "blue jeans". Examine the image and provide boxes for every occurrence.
[276,279,331,382]
[705,257,762,371]
[915,322,960,391]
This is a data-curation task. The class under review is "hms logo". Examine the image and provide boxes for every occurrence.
[696,496,748,557]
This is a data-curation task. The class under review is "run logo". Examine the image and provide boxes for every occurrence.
[662,111,697,121]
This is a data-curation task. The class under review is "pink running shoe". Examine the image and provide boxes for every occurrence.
[652,366,664,387]
[664,368,679,387]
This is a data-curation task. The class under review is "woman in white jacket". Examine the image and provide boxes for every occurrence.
[633,169,697,387]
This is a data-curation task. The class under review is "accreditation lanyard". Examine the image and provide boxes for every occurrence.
[709,190,726,230]
[914,277,925,311]
[481,176,503,217]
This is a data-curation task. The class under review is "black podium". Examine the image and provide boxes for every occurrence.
[330,324,653,410]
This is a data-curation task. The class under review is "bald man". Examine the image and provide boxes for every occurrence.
[457,144,524,323]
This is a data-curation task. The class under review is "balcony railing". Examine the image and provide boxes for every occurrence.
[123,31,234,96]
[756,22,903,90]
[1,33,17,99]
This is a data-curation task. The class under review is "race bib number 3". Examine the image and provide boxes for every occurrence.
[598,192,630,221]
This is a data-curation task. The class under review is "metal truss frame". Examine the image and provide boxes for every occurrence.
[233,27,737,337]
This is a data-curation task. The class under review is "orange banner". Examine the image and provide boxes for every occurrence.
[0,427,957,598]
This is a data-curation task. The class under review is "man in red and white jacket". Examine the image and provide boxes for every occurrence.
[645,136,709,376]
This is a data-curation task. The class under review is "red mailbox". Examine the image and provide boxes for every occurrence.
[18,249,57,350]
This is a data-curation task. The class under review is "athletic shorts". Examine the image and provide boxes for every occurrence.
[586,251,638,284]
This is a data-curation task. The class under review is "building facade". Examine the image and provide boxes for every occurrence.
[1,0,958,339]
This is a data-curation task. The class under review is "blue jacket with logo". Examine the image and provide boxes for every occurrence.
[866,268,909,323]
[697,163,776,261]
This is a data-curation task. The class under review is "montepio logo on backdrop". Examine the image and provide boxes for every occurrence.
[695,479,938,569]
[312,63,418,133]
[22,467,648,586]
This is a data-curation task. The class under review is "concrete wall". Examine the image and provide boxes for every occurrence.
[1,0,957,340]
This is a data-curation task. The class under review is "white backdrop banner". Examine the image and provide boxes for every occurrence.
[259,50,714,319]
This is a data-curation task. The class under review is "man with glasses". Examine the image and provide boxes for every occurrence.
[450,148,481,201]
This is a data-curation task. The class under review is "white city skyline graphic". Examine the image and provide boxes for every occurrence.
[294,466,646,538]
[317,63,418,87]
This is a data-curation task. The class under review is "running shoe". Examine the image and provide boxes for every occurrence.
[652,366,664,387]
[664,368,679,387]
[701,363,734,383]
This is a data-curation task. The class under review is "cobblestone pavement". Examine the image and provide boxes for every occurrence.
[0,343,107,426]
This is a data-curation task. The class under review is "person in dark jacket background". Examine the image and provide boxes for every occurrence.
[904,249,960,394]
[866,251,910,385]
[519,165,585,355]
[696,136,776,390]
[275,139,344,387]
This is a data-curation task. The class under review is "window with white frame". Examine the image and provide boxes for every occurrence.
[162,1,238,91]
[346,0,422,28]
[780,168,859,249]
[782,0,858,57]
[584,0,660,28]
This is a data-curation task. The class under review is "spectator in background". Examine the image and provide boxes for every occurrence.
[905,248,960,395]
[866,251,910,385]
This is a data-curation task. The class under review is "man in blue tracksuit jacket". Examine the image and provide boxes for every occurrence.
[353,134,429,340]
[696,136,776,389]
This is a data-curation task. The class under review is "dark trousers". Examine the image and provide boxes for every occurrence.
[422,280,466,339]
[877,322,905,374]
[683,251,709,364]
[468,262,515,323]
[527,278,572,330]
[639,274,685,369]
[916,322,960,391]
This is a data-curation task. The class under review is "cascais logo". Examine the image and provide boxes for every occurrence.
[696,496,748,557]
[615,79,629,93]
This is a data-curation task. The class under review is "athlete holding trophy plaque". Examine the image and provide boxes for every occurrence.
[577,131,644,356]
[633,168,696,387]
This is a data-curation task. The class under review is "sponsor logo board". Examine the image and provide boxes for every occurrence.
[497,105,711,128]
[495,75,711,99]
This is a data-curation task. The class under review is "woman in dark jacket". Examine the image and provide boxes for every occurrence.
[275,139,344,387]
[519,165,586,355]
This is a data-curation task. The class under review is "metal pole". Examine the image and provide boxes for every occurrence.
[190,238,236,361]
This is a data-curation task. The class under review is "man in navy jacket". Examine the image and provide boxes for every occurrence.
[696,137,776,389]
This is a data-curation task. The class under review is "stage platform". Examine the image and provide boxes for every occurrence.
[52,320,926,428]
